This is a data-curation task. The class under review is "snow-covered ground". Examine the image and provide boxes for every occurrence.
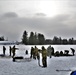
[0,45,76,75]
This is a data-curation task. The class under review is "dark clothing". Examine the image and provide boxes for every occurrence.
[42,46,47,67]
[30,46,40,60]
[71,49,75,56]
[42,57,47,67]
[9,46,12,56]
[12,45,16,57]
[25,50,28,55]
[30,47,34,59]
[3,46,6,56]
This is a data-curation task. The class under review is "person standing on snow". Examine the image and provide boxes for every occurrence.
[12,45,16,57]
[34,46,39,60]
[47,45,52,58]
[30,47,34,59]
[9,46,12,56]
[42,46,47,67]
[3,46,6,56]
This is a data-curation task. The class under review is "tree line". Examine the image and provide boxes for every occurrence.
[46,36,76,45]
[22,30,45,45]
[21,30,76,45]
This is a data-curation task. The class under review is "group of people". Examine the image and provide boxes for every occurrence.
[2,45,76,69]
[3,45,18,57]
[30,46,48,67]
[3,45,48,67]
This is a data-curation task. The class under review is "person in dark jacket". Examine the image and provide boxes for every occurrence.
[12,45,16,57]
[70,48,75,56]
[30,47,34,59]
[25,50,28,55]
[3,46,6,56]
[9,46,12,56]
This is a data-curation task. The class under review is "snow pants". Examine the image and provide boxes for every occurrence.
[42,57,47,67]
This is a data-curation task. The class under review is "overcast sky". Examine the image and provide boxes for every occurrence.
[0,0,76,41]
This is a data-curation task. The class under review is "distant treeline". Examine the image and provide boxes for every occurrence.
[45,36,76,45]
[21,30,76,45]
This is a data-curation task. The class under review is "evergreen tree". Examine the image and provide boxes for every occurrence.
[34,32,38,45]
[29,32,35,45]
[22,30,28,45]
[69,37,74,44]
[38,33,45,44]
[53,36,59,44]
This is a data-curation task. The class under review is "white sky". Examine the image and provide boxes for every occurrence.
[0,0,71,17]
[0,0,76,41]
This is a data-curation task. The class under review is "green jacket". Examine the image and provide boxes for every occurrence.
[42,49,47,58]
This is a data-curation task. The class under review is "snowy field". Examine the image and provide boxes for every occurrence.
[0,45,76,75]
